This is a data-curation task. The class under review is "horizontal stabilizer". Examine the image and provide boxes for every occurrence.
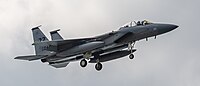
[49,62,69,68]
[14,55,46,61]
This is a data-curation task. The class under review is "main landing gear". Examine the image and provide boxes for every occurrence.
[79,41,137,71]
[95,62,102,71]
[80,59,87,67]
[80,52,91,68]
[80,58,103,71]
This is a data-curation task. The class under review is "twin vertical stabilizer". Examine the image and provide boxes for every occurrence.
[50,29,63,40]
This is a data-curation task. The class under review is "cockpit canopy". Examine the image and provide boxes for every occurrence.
[121,20,153,28]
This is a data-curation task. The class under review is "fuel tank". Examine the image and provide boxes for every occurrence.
[49,61,69,68]
[89,50,136,63]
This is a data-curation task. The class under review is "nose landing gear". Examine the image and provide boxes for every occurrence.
[128,42,136,59]
[129,54,134,59]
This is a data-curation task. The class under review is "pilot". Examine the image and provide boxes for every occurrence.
[124,25,129,28]
[137,21,141,26]
[143,20,148,25]
[141,21,144,25]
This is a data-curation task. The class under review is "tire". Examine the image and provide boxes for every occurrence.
[41,59,47,63]
[129,54,134,59]
[95,62,102,71]
[80,59,87,67]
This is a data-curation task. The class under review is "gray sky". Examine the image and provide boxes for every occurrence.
[0,0,200,86]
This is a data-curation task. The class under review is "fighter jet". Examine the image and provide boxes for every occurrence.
[15,20,178,71]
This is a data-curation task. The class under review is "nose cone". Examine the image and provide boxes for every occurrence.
[157,24,178,34]
[168,24,179,31]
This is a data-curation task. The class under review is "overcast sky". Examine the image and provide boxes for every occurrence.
[0,0,200,86]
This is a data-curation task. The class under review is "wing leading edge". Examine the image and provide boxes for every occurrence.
[14,55,47,61]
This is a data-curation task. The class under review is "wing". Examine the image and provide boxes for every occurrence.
[14,55,47,61]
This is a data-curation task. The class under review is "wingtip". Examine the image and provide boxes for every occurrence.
[14,56,19,59]
[14,56,22,60]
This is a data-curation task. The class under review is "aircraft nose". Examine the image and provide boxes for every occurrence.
[168,24,179,30]
[156,24,178,34]
[162,24,178,32]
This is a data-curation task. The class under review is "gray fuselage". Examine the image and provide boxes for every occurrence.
[55,23,178,60]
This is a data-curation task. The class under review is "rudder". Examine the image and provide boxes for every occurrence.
[32,25,49,43]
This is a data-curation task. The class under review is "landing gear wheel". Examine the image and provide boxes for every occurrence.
[95,62,102,71]
[129,54,134,59]
[80,59,87,67]
[41,59,47,63]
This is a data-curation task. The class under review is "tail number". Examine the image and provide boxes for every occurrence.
[39,37,46,42]
[41,46,49,51]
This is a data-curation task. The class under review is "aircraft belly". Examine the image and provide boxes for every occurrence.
[89,50,136,63]
[57,41,105,57]
[49,62,69,68]
[48,55,83,64]
[93,44,128,55]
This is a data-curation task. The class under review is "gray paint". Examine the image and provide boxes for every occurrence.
[0,0,200,86]
[15,21,177,69]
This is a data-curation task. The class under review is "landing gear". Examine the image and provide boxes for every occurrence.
[128,42,135,52]
[129,54,134,59]
[80,52,92,68]
[80,59,87,67]
[95,62,102,71]
[41,59,47,63]
[128,42,136,59]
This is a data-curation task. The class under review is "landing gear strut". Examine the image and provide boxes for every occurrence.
[80,59,87,67]
[128,42,135,50]
[128,42,136,59]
